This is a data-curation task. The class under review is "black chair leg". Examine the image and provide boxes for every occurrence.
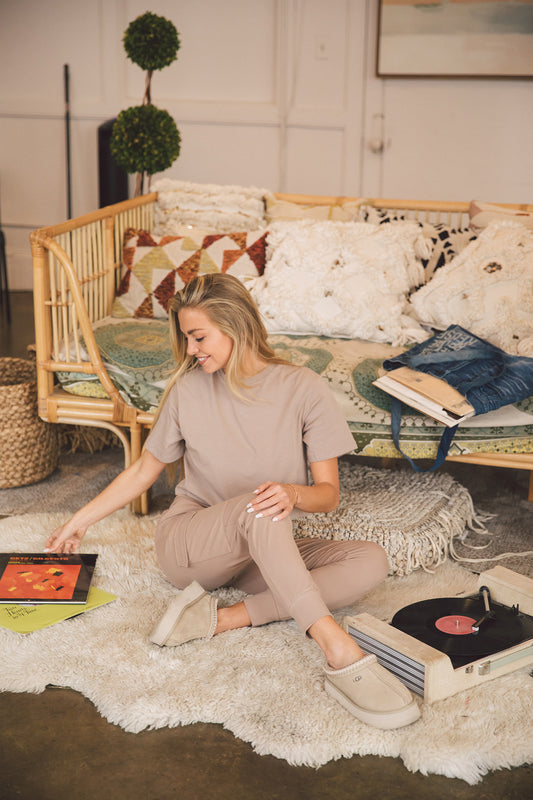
[0,229,10,323]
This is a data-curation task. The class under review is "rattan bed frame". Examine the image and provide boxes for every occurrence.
[30,192,533,511]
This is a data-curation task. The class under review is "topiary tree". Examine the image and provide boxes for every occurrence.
[111,12,181,196]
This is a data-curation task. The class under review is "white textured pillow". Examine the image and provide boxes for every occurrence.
[409,221,533,356]
[248,220,431,345]
[153,179,268,234]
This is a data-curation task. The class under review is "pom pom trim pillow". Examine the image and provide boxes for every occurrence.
[112,227,267,319]
[358,206,477,282]
[418,222,477,281]
[248,220,430,346]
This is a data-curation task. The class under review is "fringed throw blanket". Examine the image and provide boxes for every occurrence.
[293,462,485,575]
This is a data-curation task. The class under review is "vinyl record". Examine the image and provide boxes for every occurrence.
[391,596,532,665]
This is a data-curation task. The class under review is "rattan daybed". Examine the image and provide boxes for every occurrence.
[30,191,533,512]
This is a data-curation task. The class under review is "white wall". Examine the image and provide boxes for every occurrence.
[0,0,531,290]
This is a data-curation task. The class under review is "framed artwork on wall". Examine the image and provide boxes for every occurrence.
[376,0,533,78]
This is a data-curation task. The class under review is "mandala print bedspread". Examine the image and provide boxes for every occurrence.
[56,322,533,459]
[57,320,174,412]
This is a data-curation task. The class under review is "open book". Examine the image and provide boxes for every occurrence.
[373,366,475,427]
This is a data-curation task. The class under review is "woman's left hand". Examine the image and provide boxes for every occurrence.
[247,481,298,522]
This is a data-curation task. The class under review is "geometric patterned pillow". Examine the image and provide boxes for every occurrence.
[418,222,477,282]
[111,227,267,319]
[358,205,407,225]
[358,207,477,284]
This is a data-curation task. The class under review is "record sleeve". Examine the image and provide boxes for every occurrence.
[0,553,98,604]
[0,586,116,633]
[373,367,475,427]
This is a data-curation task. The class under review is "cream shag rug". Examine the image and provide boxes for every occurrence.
[1,510,533,785]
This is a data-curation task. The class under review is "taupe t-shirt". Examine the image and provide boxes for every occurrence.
[145,363,355,509]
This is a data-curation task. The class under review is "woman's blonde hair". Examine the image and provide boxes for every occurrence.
[155,274,288,421]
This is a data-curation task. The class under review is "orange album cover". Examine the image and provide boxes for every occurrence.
[0,553,97,604]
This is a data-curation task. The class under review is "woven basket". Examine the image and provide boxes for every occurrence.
[0,358,59,488]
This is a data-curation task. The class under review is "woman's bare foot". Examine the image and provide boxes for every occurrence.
[215,606,364,671]
[308,614,366,670]
[215,601,252,635]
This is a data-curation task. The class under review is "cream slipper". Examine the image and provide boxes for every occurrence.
[150,581,218,647]
[324,654,421,730]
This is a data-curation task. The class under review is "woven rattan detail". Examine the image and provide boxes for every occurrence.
[0,358,59,488]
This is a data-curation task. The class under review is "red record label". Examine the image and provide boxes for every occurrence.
[435,615,476,635]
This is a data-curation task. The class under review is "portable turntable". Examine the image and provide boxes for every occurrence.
[344,566,533,704]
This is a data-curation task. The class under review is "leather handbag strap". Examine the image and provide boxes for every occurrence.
[390,397,458,473]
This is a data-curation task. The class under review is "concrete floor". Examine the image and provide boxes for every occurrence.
[1,688,532,800]
[1,293,532,800]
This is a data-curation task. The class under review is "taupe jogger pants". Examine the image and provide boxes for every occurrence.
[155,493,389,634]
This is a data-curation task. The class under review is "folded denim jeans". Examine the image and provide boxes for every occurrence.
[382,325,533,472]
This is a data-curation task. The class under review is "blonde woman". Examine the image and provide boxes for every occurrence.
[46,273,420,731]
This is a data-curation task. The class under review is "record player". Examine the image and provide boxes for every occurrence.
[344,566,533,704]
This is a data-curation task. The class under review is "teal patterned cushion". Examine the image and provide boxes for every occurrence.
[57,321,174,412]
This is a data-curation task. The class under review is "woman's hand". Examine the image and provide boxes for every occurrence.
[45,520,88,554]
[247,481,298,523]
[247,459,341,522]
[43,449,167,554]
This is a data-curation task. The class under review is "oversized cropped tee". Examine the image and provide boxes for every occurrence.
[144,363,355,510]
